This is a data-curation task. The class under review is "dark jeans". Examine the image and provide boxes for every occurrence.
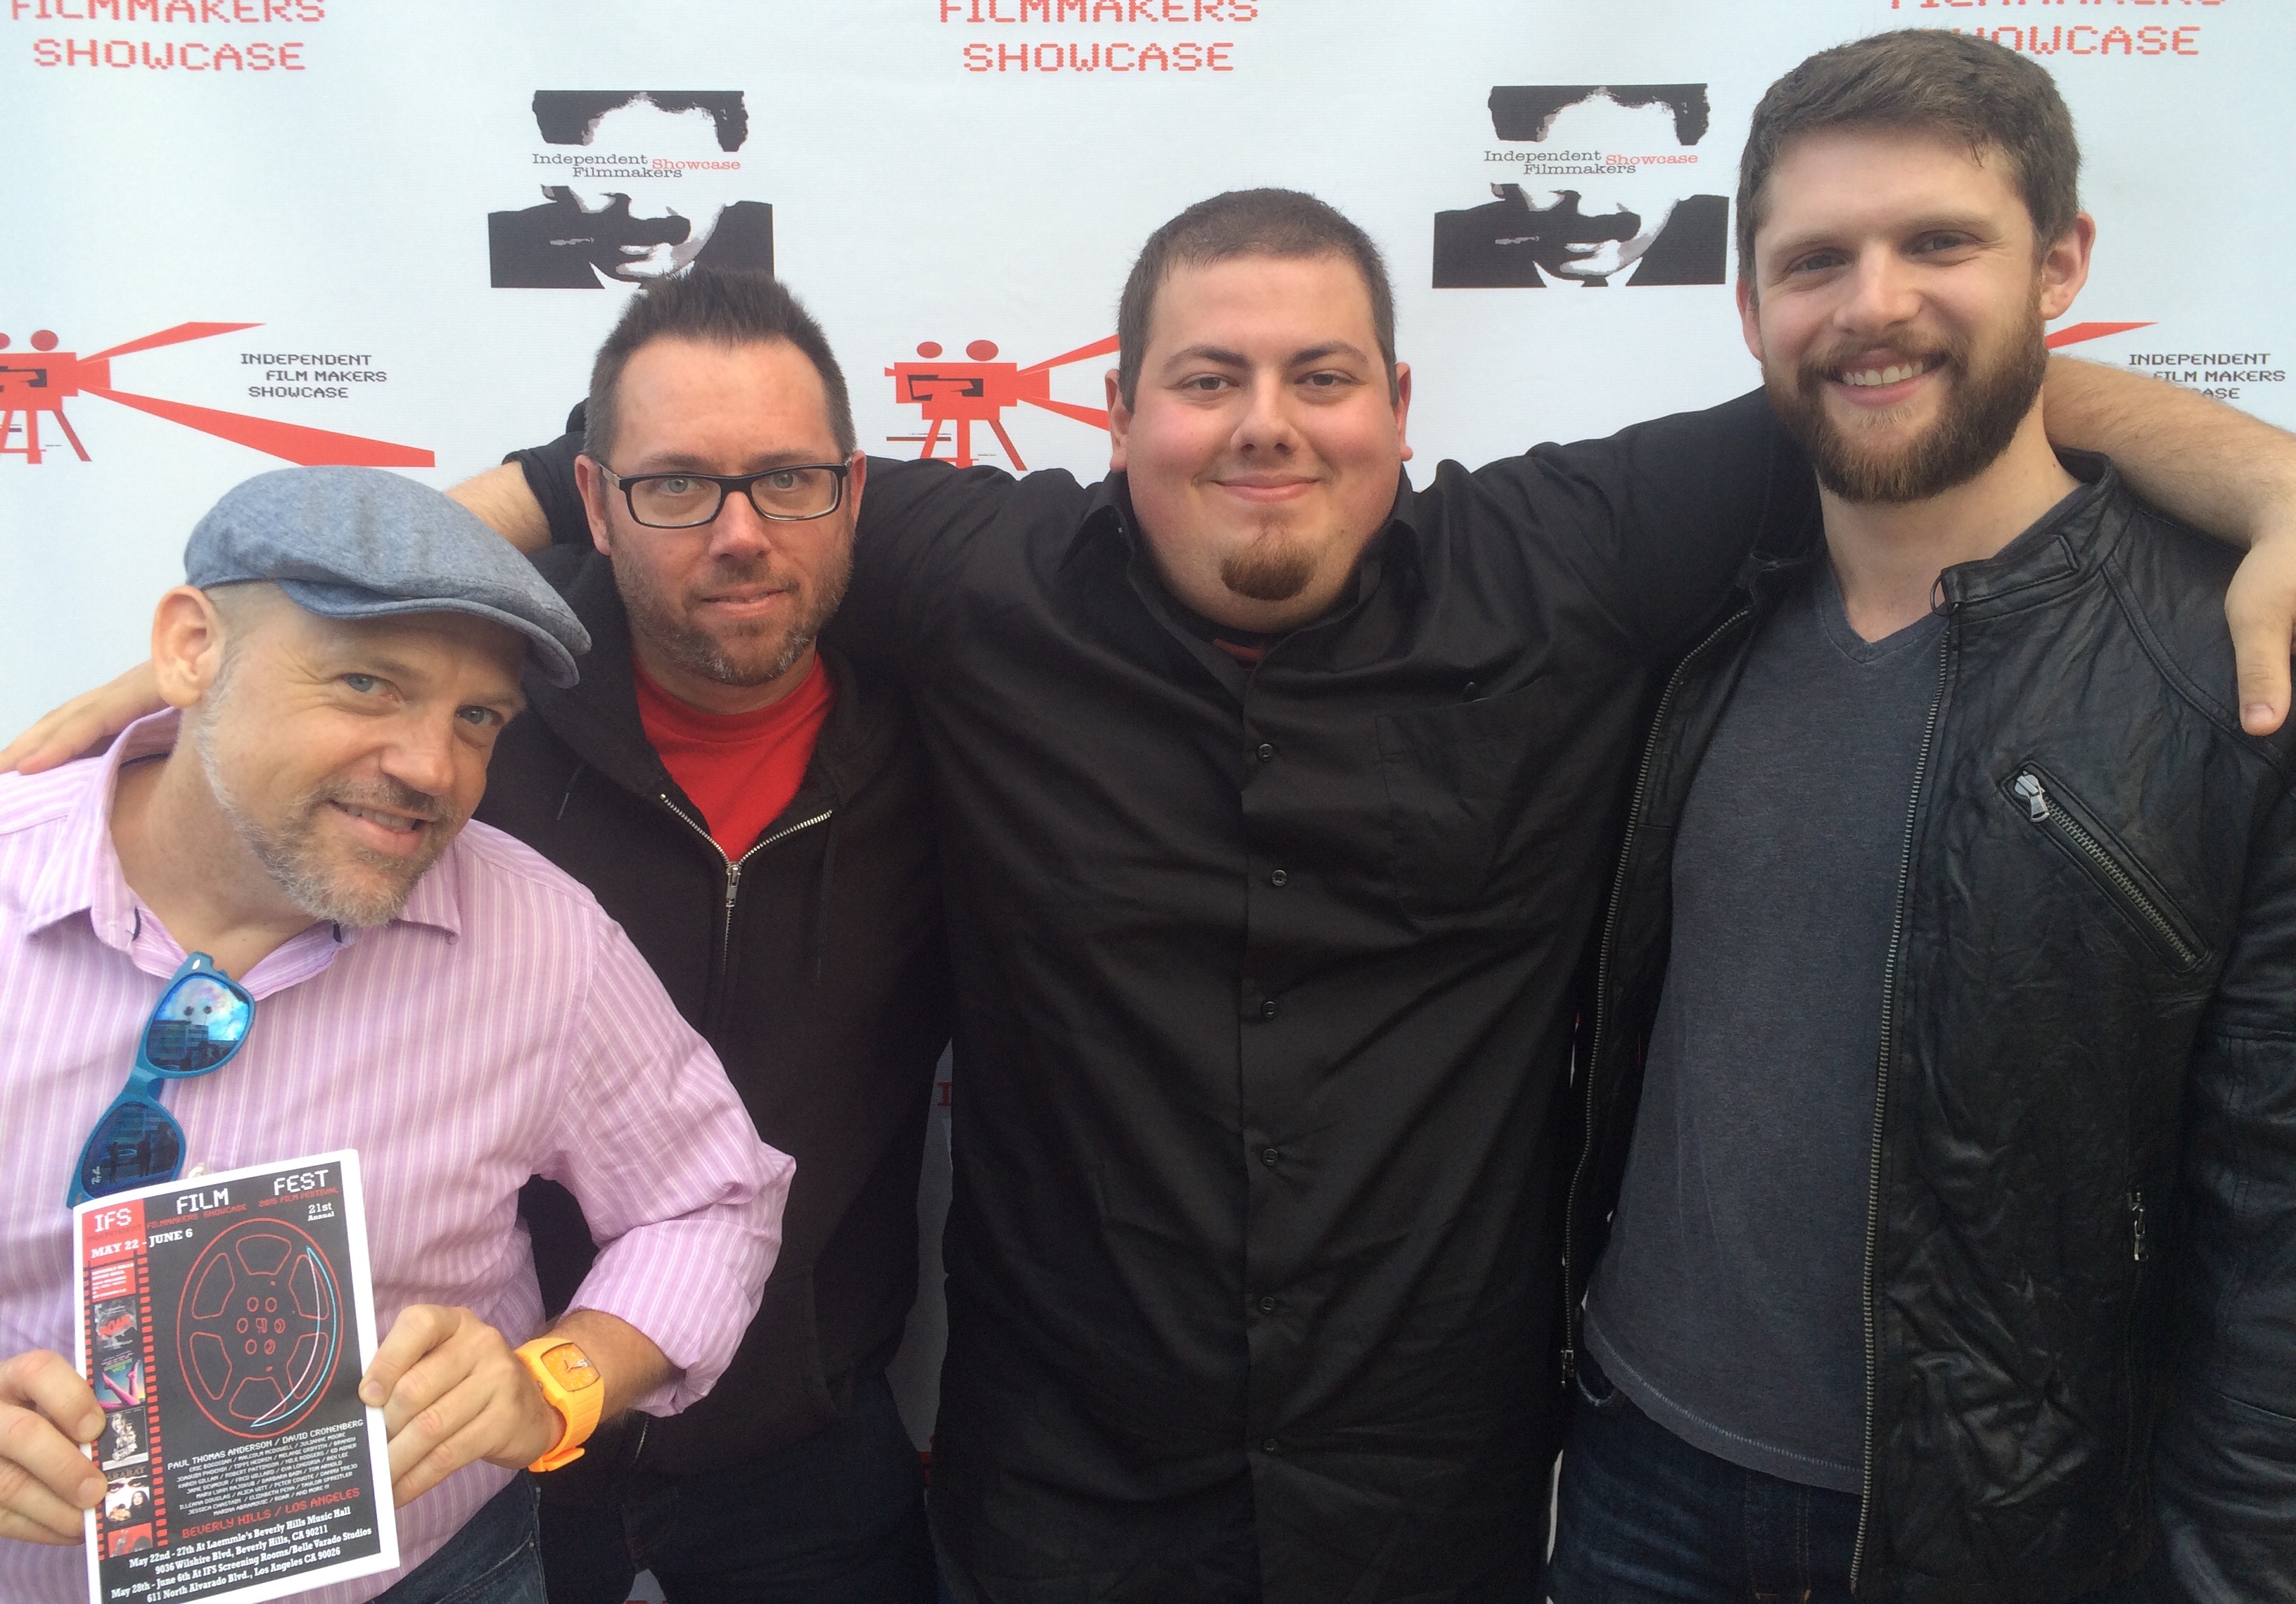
[1548,1361,2166,1604]
[376,1474,546,1604]
[539,1372,934,1604]
[1548,1361,1860,1604]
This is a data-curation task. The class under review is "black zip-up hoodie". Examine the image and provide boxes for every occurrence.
[482,544,951,1482]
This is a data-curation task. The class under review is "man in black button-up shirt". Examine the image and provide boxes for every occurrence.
[821,198,1804,1600]
[275,197,2296,1601]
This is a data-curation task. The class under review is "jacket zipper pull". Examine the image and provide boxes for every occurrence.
[2013,771,2050,821]
[725,860,742,915]
[2128,1190,2148,1263]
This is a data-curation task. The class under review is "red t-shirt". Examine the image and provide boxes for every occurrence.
[634,655,836,858]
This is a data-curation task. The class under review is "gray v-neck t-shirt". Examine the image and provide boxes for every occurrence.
[1582,560,1946,1491]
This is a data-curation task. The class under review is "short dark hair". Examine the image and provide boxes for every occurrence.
[532,89,748,151]
[584,268,855,464]
[1488,84,1711,146]
[1115,189,1398,409]
[1737,30,2080,278]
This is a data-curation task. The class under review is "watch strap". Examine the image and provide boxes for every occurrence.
[514,1337,606,1472]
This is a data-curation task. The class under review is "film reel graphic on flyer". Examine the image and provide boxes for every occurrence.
[174,1218,345,1439]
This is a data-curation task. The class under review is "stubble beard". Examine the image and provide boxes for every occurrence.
[1768,300,2050,505]
[617,542,852,689]
[191,690,452,929]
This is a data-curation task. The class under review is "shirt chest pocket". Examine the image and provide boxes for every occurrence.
[1376,678,1567,922]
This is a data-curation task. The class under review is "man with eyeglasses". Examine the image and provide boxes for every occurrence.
[445,269,951,1603]
[0,467,792,1604]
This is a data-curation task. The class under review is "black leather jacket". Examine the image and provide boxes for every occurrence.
[1562,458,2296,1603]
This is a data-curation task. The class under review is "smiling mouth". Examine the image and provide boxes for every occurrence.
[332,802,428,836]
[1836,355,1945,388]
[701,586,794,609]
[1216,477,1318,498]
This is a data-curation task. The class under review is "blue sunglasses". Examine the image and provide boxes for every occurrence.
[68,953,255,1209]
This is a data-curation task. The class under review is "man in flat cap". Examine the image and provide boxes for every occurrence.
[0,467,793,1604]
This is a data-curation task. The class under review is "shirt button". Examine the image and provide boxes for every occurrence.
[1261,1147,1281,1167]
[1263,1438,1282,1455]
[1258,998,1280,1021]
[1257,1295,1278,1315]
[1256,742,1276,763]
[1268,868,1289,887]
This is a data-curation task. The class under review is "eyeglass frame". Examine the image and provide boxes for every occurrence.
[597,459,855,528]
[66,953,255,1209]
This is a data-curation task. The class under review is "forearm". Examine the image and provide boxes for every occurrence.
[555,951,791,1413]
[2043,355,2296,547]
[447,462,552,555]
[542,1308,674,1424]
[2046,356,2296,732]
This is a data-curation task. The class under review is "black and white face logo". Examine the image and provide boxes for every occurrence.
[489,90,774,289]
[1434,83,1728,289]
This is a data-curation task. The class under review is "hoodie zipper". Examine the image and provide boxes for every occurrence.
[2008,771,2200,969]
[656,791,834,985]
[1849,615,1955,1591]
[1560,606,1752,1386]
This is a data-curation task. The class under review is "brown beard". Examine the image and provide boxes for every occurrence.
[1768,303,2049,505]
[1219,535,1317,603]
[613,537,853,689]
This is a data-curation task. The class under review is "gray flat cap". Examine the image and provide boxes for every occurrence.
[184,466,589,687]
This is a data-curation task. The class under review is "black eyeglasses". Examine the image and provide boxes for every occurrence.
[68,953,255,1208]
[602,463,852,528]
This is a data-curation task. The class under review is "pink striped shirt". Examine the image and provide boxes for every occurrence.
[0,713,794,1603]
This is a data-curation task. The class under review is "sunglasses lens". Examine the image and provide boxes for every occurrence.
[78,1100,185,1199]
[144,974,252,1074]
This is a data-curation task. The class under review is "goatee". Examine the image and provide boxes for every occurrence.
[1220,535,1316,604]
[614,544,851,689]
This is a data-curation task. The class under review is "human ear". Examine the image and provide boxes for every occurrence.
[148,588,231,712]
[2036,212,2096,322]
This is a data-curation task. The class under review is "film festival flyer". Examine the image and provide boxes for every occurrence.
[71,1152,398,1604]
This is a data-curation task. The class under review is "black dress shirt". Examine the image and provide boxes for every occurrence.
[514,392,1809,1602]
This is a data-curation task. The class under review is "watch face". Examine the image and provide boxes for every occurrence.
[539,1342,602,1394]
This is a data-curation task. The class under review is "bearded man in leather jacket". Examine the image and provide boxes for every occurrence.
[1550,32,2296,1604]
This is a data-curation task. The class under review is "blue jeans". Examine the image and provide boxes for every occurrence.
[1547,1361,2165,1604]
[1548,1361,1859,1604]
[538,1372,934,1604]
[375,1474,545,1604]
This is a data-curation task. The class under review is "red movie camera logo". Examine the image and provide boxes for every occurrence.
[0,322,432,469]
[887,333,1119,470]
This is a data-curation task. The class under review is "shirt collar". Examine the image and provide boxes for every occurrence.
[19,708,463,957]
[21,709,179,946]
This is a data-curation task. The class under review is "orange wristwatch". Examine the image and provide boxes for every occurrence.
[514,1337,605,1472]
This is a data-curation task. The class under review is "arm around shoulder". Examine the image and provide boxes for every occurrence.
[447,463,552,556]
[2045,357,2296,733]
[1487,387,1813,662]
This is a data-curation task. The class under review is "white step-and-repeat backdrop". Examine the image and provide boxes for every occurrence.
[8,0,2291,1518]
